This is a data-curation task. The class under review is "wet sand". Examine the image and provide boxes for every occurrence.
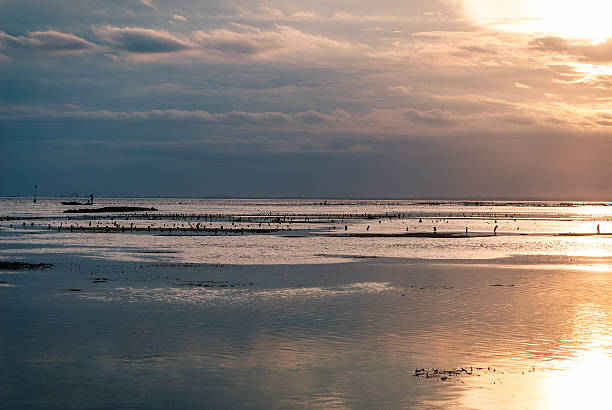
[2,254,612,409]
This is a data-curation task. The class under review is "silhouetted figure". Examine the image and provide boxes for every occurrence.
[494,225,498,235]
[89,193,94,205]
[465,227,468,236]
[597,224,600,235]
[433,226,437,234]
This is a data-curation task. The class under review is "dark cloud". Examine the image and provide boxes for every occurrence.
[94,26,192,53]
[403,108,456,127]
[87,24,360,62]
[0,30,99,53]
[193,28,278,56]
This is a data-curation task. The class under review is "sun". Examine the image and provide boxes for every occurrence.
[464,0,612,43]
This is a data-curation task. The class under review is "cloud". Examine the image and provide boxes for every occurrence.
[139,0,157,10]
[87,24,364,63]
[367,29,525,66]
[0,105,343,126]
[0,30,99,54]
[529,36,571,54]
[191,25,281,57]
[333,11,356,19]
[529,36,612,63]
[403,108,456,127]
[191,24,363,61]
[291,11,317,18]
[171,14,187,23]
[259,6,284,19]
[1,102,594,137]
[93,25,194,53]
[360,108,458,131]
[294,109,351,124]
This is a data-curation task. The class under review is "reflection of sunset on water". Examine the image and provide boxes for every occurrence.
[6,198,612,407]
[546,349,612,408]
[456,282,612,408]
[544,304,612,409]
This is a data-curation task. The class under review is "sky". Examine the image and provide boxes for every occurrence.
[2,0,612,198]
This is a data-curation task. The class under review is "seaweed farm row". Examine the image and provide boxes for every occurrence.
[3,197,612,264]
[4,209,612,222]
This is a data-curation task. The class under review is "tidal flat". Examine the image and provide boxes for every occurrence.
[3,198,612,408]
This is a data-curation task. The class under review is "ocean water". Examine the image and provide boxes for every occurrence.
[3,197,612,264]
[2,198,612,408]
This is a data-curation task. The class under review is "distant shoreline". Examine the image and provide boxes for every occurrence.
[3,195,612,202]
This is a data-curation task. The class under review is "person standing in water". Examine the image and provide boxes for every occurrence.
[494,225,498,235]
[89,193,94,205]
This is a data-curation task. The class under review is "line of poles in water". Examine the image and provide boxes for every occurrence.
[4,211,607,223]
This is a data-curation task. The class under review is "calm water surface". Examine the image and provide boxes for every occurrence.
[2,198,612,408]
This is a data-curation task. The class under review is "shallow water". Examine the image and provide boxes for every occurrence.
[3,258,612,408]
[3,198,612,264]
[3,198,612,408]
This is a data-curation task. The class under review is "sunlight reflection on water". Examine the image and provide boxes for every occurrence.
[5,199,612,408]
[5,198,612,264]
[77,282,397,305]
[453,275,612,409]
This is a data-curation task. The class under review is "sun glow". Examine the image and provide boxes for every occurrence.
[545,349,612,408]
[458,302,612,408]
[464,0,612,43]
[544,305,612,409]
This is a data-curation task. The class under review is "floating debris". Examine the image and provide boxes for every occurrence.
[412,366,501,382]
[64,206,158,214]
[178,280,252,288]
[404,284,454,291]
[0,261,53,270]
